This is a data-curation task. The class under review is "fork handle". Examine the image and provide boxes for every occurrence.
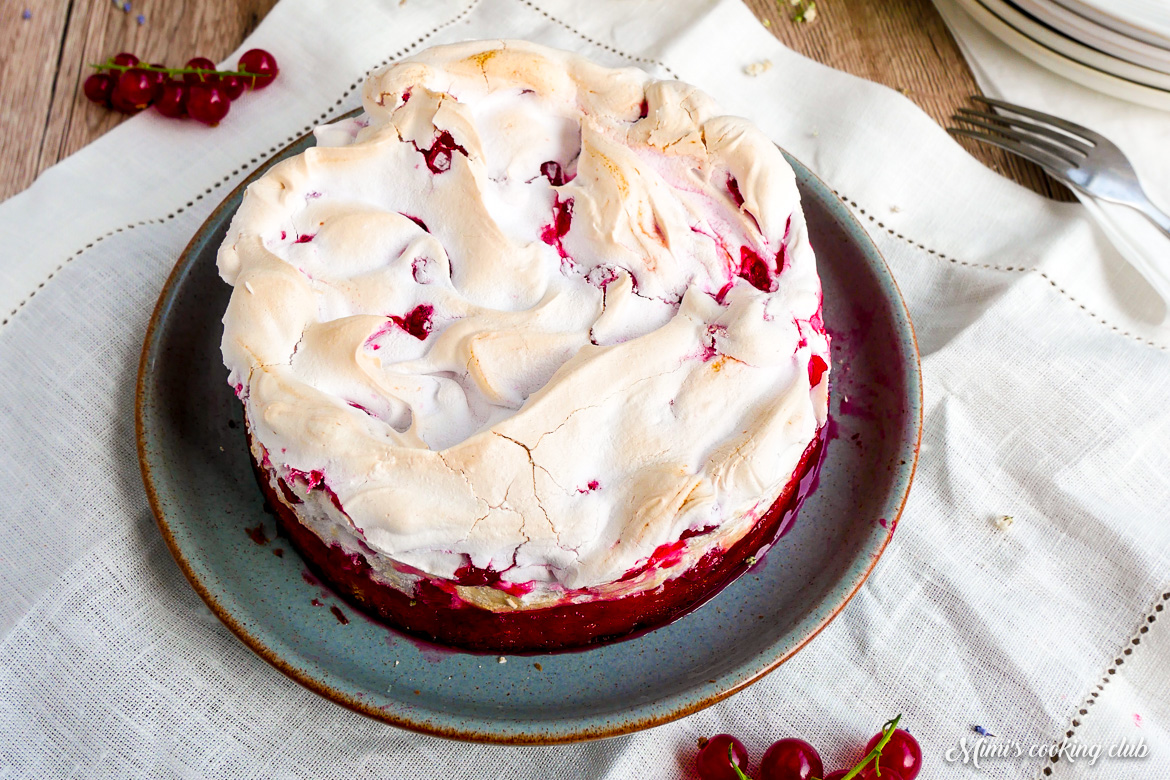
[1135,197,1170,240]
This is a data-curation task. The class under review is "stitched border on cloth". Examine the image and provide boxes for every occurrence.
[1037,588,1170,778]
[833,193,1168,351]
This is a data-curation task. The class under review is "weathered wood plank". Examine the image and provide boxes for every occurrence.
[1,0,1070,202]
[0,1,73,201]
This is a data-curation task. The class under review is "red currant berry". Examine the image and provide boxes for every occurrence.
[109,87,144,115]
[155,80,188,118]
[111,52,139,68]
[147,64,167,100]
[697,734,750,780]
[758,739,824,780]
[823,772,849,780]
[238,48,279,89]
[864,729,921,780]
[187,84,230,126]
[116,68,156,108]
[220,74,246,100]
[184,57,218,85]
[83,73,114,105]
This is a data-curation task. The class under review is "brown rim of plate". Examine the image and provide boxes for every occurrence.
[135,113,923,744]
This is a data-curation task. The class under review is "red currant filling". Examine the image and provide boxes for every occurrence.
[808,354,829,387]
[737,246,774,292]
[389,304,434,341]
[540,196,574,258]
[250,428,825,652]
[416,130,468,174]
[284,468,347,514]
[727,175,745,209]
[453,558,502,587]
[401,214,429,232]
[540,160,568,186]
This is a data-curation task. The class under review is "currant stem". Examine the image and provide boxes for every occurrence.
[90,61,256,78]
[826,715,902,780]
[729,744,754,780]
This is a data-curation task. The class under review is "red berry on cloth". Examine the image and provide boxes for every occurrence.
[187,84,230,125]
[758,738,824,780]
[155,81,188,118]
[183,57,218,85]
[238,48,279,89]
[697,734,750,780]
[220,74,246,100]
[863,728,921,780]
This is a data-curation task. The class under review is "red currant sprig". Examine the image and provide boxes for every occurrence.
[821,715,915,780]
[83,49,279,126]
[696,714,921,780]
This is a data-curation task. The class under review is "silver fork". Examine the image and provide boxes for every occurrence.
[948,96,1170,239]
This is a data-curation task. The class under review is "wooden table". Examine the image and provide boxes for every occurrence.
[1,0,1069,202]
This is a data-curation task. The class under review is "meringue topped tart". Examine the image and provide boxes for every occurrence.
[217,39,830,652]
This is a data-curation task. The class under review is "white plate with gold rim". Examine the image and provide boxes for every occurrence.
[1011,0,1170,73]
[1051,0,1170,50]
[951,0,1170,110]
[979,0,1170,88]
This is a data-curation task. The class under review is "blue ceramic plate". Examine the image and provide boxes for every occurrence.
[137,121,922,744]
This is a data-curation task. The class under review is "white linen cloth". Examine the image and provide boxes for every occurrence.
[1,0,1169,777]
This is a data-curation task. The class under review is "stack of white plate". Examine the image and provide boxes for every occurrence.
[951,0,1170,109]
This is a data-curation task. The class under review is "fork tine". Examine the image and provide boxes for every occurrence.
[952,112,1083,166]
[971,96,1107,147]
[947,128,1072,179]
[956,108,1092,157]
